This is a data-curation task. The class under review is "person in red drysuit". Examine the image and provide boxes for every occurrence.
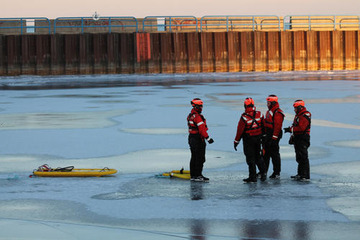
[187,98,214,182]
[262,95,285,179]
[234,97,266,183]
[284,99,312,181]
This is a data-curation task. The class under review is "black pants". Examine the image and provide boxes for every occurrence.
[189,134,206,178]
[294,134,310,179]
[263,137,281,175]
[243,135,265,179]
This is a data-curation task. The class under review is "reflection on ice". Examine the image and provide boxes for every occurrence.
[190,182,204,200]
[88,171,344,222]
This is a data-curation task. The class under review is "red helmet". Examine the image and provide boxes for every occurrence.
[266,95,278,103]
[244,97,254,107]
[293,99,305,108]
[191,98,203,107]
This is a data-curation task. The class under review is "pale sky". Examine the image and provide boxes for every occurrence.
[1,0,360,19]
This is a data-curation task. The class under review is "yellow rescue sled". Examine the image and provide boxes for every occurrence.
[32,164,117,177]
[158,169,191,180]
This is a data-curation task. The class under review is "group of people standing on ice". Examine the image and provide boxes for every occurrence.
[187,95,311,183]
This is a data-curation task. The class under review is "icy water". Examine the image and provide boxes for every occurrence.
[0,71,360,239]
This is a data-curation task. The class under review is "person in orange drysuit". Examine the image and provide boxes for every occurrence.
[284,99,312,181]
[187,98,214,182]
[234,98,266,183]
[263,95,285,179]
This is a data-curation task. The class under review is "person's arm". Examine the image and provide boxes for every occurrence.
[234,117,245,143]
[195,115,209,139]
[272,112,284,140]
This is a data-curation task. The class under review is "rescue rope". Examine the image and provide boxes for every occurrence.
[54,166,74,172]
[33,164,74,172]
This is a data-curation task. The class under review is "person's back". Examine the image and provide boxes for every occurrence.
[234,97,265,183]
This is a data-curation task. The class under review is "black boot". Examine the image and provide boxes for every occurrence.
[243,177,257,183]
[260,173,267,182]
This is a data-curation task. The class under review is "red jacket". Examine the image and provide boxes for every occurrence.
[234,107,263,143]
[187,108,209,139]
[263,103,285,140]
[291,107,311,135]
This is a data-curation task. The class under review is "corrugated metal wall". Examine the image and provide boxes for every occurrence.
[0,31,359,76]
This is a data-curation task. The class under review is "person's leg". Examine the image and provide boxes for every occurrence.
[243,138,257,180]
[271,140,281,175]
[189,135,206,178]
[297,136,310,179]
[262,141,271,174]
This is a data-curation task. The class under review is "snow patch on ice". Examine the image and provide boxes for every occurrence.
[313,161,360,221]
[0,145,329,174]
[327,140,360,148]
[327,197,360,221]
[313,161,360,177]
[0,155,37,163]
[0,110,132,130]
[0,149,240,174]
[121,128,187,135]
[284,113,360,130]
[280,145,329,159]
[311,119,360,130]
[307,96,360,104]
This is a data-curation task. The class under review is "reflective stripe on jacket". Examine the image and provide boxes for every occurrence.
[187,108,209,139]
[242,111,263,136]
[234,108,263,142]
[292,108,311,135]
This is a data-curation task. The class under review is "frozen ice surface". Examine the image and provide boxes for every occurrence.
[0,71,360,239]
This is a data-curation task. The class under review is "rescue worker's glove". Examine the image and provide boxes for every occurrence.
[284,127,291,133]
[269,138,278,147]
[234,141,239,151]
[260,134,267,144]
[206,137,214,144]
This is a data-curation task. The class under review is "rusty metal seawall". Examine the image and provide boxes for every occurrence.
[0,31,359,76]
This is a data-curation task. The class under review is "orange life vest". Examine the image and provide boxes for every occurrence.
[187,111,207,135]
[242,111,262,136]
[293,110,311,135]
[264,108,284,130]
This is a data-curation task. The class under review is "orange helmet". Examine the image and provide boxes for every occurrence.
[244,97,254,107]
[266,95,278,103]
[293,99,305,108]
[191,98,203,107]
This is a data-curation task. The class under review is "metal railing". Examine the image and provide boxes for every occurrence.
[283,15,360,31]
[200,15,281,31]
[0,17,51,34]
[142,16,198,32]
[54,17,138,33]
[2,15,360,35]
[339,16,360,29]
